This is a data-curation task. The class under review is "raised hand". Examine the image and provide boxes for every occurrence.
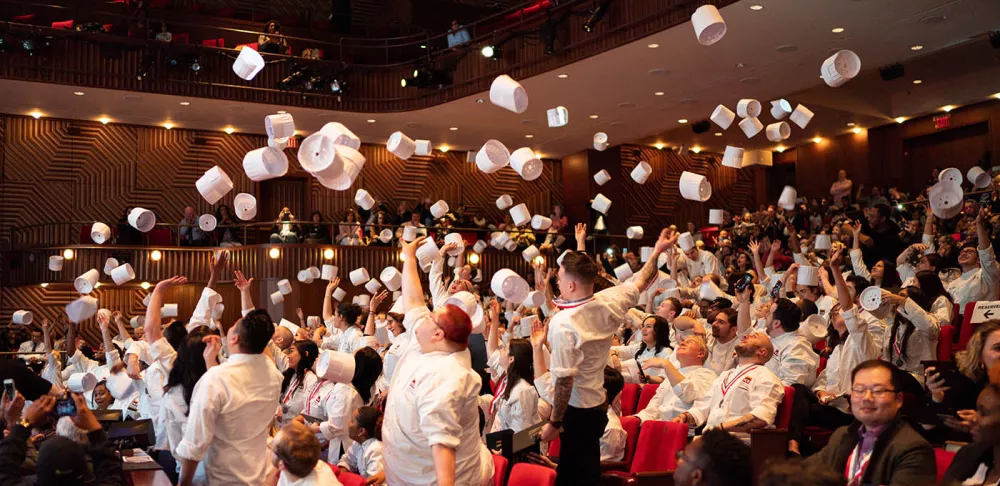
[828,247,844,267]
[296,307,305,321]
[402,235,426,259]
[202,335,222,366]
[529,316,548,348]
[439,242,458,257]
[155,275,188,292]
[575,223,587,242]
[326,277,341,293]
[770,239,782,252]
[371,290,389,309]
[210,250,229,275]
[748,239,760,256]
[234,271,253,292]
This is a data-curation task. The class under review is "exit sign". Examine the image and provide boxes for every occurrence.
[934,114,951,129]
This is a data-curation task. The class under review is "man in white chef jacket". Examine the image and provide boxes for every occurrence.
[760,298,819,387]
[538,228,675,486]
[633,336,717,424]
[174,309,284,485]
[382,236,493,486]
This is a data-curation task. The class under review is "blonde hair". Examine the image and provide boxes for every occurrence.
[957,320,1000,382]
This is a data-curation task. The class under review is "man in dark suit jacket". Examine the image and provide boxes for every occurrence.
[806,360,935,486]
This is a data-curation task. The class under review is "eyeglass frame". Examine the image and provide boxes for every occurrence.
[850,386,899,398]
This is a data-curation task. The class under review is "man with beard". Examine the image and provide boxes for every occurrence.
[688,331,784,433]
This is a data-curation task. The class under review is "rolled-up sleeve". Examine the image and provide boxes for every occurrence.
[749,376,784,425]
[548,326,583,379]
[174,371,227,462]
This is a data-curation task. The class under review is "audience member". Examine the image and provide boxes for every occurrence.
[215,205,242,247]
[446,20,470,48]
[271,207,301,244]
[17,328,46,371]
[303,211,331,245]
[258,20,289,54]
[673,429,753,486]
[155,22,172,42]
[941,364,1000,485]
[267,421,338,486]
[180,207,208,247]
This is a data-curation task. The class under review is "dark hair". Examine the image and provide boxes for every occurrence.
[504,338,535,401]
[164,329,209,406]
[273,422,320,478]
[872,203,891,220]
[716,308,738,327]
[851,359,903,391]
[846,275,871,297]
[310,210,323,222]
[877,259,902,288]
[281,340,319,397]
[236,310,274,354]
[355,406,383,441]
[664,297,683,316]
[696,429,753,486]
[712,297,733,310]
[773,298,803,333]
[915,269,953,306]
[796,299,818,319]
[352,347,383,404]
[560,251,599,285]
[338,303,363,327]
[921,253,943,273]
[603,366,625,405]
[387,312,405,331]
[636,315,672,357]
[164,320,189,352]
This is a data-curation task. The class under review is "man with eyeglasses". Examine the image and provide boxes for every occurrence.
[945,209,999,314]
[805,359,935,486]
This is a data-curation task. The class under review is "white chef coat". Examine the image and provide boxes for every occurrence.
[278,461,343,486]
[174,353,284,485]
[60,349,119,409]
[320,325,344,351]
[813,295,835,321]
[946,246,1000,312]
[265,340,291,373]
[601,409,627,462]
[489,379,539,434]
[705,330,745,375]
[429,256,451,309]
[382,306,493,486]
[338,326,363,355]
[281,371,319,423]
[812,307,879,413]
[677,249,722,280]
[693,363,784,428]
[885,298,941,382]
[635,365,717,423]
[339,438,384,479]
[860,310,890,355]
[319,382,363,463]
[160,386,208,485]
[611,342,673,384]
[17,340,47,362]
[765,331,819,387]
[548,282,640,408]
[147,337,177,450]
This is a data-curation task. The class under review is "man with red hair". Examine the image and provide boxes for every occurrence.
[382,236,493,486]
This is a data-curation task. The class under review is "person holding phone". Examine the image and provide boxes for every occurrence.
[929,321,1000,435]
[0,393,123,485]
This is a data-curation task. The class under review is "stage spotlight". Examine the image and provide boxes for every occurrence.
[330,79,343,93]
[481,45,495,58]
[190,59,201,73]
[584,1,612,33]
[278,66,311,90]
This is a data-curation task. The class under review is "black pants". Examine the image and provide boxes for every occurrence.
[787,384,853,451]
[555,404,608,486]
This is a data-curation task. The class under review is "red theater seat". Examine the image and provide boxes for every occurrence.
[603,420,687,482]
[935,448,955,483]
[12,14,36,22]
[508,463,556,486]
[51,20,75,30]
[492,454,508,486]
[775,386,795,429]
[636,384,658,414]
[938,325,954,361]
[619,384,640,416]
[172,33,189,44]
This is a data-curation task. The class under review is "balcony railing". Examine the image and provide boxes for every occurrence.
[0,0,737,112]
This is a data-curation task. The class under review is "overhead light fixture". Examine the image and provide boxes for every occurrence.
[481,45,494,58]
[647,43,659,48]
[150,250,162,261]
[589,114,599,119]
[163,122,174,130]
[533,255,546,265]
[941,105,955,112]
[714,132,722,136]
[269,248,280,259]
[190,59,201,72]
[277,110,287,114]
[852,127,863,134]
[40,283,48,288]
[367,119,376,124]
[323,248,334,259]
[98,117,110,125]
[654,142,664,149]
[831,27,845,33]
[94,282,101,289]
[557,74,569,79]
[29,110,42,119]
[481,45,500,60]
[913,79,922,84]
[895,116,906,123]
[73,91,84,96]
[439,145,450,152]
[468,253,481,265]
[775,146,786,153]
[525,134,534,139]
[691,147,701,154]
[449,127,458,131]
[910,45,923,51]
[993,93,1000,99]
[224,127,235,134]
[846,122,856,127]
[140,281,151,290]
[179,101,190,106]
[654,91,664,96]
[420,44,427,49]
[750,4,763,10]
[812,137,824,144]
[62,248,75,260]
[678,119,689,124]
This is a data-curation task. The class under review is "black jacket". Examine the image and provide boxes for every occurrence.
[941,441,992,485]
[0,424,123,486]
[805,419,936,486]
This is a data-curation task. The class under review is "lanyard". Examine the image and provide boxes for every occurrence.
[554,295,595,309]
[844,443,872,486]
[303,379,328,416]
[720,364,760,399]
[490,374,508,415]
[282,376,300,405]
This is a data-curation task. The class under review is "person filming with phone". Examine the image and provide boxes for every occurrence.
[0,392,124,485]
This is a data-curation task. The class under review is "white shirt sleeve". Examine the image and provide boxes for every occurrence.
[548,325,583,379]
[898,298,942,336]
[338,443,360,473]
[364,441,384,477]
[979,246,1000,289]
[320,388,355,441]
[636,383,669,423]
[673,368,716,404]
[748,374,785,425]
[174,370,228,462]
[849,249,871,281]
[775,340,818,387]
[416,374,465,449]
[509,384,538,432]
[428,256,448,308]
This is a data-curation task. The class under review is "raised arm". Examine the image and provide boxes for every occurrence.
[765,239,780,270]
[322,277,340,323]
[735,283,753,335]
[748,239,766,284]
[975,209,1000,282]
[97,314,116,366]
[145,276,188,343]
[234,270,255,314]
[575,223,587,252]
[486,299,501,357]
[400,236,428,312]
[364,291,388,336]
[206,251,228,291]
[633,229,677,292]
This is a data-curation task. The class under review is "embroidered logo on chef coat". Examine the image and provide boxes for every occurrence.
[738,376,753,391]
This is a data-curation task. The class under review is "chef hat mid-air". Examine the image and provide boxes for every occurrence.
[770,99,792,120]
[594,169,611,186]
[130,316,145,328]
[496,194,513,210]
[430,200,450,219]
[128,208,156,232]
[444,233,465,255]
[49,255,64,271]
[415,238,440,269]
[709,209,724,225]
[103,258,119,275]
[332,288,346,301]
[196,166,234,205]
[380,267,402,292]
[277,279,293,295]
[243,147,289,181]
[319,122,362,151]
[315,144,365,191]
[233,193,257,220]
[939,168,962,185]
[691,5,726,46]
[473,240,488,253]
[66,296,98,323]
[355,189,375,210]
[489,75,529,114]
[298,132,343,180]
[379,229,393,243]
[265,113,295,142]
[968,167,991,189]
[743,150,774,167]
[476,140,511,174]
[614,263,633,282]
[779,186,798,210]
[631,161,652,184]
[546,106,569,128]
[820,50,862,88]
[111,263,135,285]
[365,278,382,294]
[736,99,761,118]
[322,265,338,281]
[491,269,530,303]
[75,269,100,294]
[509,203,531,227]
[350,268,370,286]
[928,181,964,219]
[232,46,265,80]
[739,117,764,138]
[199,214,217,232]
[593,132,609,151]
[12,310,32,325]
[387,131,417,160]
[766,122,791,142]
[91,222,111,244]
[679,171,712,201]
[522,245,540,263]
[592,193,612,214]
[814,234,832,251]
[722,146,745,168]
[414,140,433,157]
[531,215,552,231]
[510,148,543,181]
[626,226,643,239]
[711,104,736,130]
[790,104,814,129]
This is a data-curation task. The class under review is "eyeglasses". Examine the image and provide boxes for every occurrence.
[850,387,898,398]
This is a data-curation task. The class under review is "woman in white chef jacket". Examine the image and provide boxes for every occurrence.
[487,338,538,434]
[880,286,941,384]
[313,346,383,463]
[610,315,673,384]
[160,328,218,485]
[910,270,955,328]
[279,340,320,423]
[374,311,407,398]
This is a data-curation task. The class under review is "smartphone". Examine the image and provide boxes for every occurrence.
[53,397,77,418]
[770,280,783,299]
[733,273,754,293]
[921,360,964,390]
[2,379,14,402]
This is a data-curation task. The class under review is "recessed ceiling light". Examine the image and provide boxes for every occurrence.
[993,93,1000,99]
[735,63,746,68]
[654,91,664,96]
[813,137,824,144]
[852,127,863,134]
[476,98,484,103]
[691,147,702,154]
[750,4,763,10]
[831,27,845,33]
[714,132,722,136]
[29,110,42,119]
[367,119,376,123]
[910,45,924,51]
[525,134,534,139]
[913,79,923,84]
[775,146,786,153]
[439,145,450,152]
[847,122,856,127]
[164,122,174,129]
[73,91,85,96]
[894,116,906,124]
[224,127,235,134]
[449,127,458,131]
[98,117,110,125]
[678,119,688,124]
[589,114,599,119]
[277,110,287,114]
[654,143,664,149]
[941,105,955,112]
[647,43,659,48]
[179,101,190,106]
[557,74,569,79]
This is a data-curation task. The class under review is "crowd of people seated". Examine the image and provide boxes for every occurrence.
[6,163,1000,485]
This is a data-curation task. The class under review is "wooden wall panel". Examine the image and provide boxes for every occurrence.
[0,115,562,248]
